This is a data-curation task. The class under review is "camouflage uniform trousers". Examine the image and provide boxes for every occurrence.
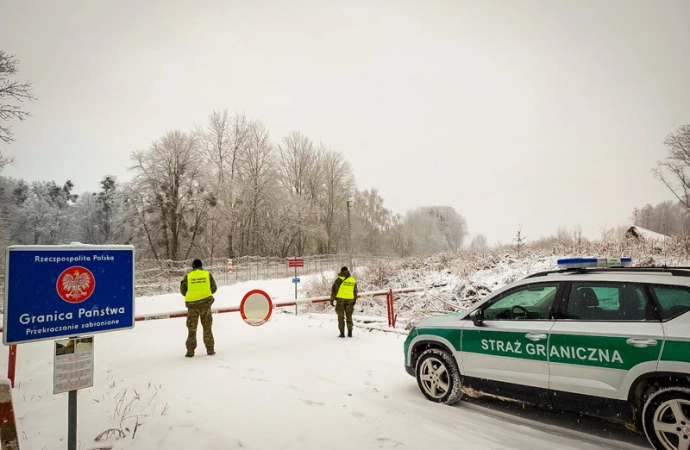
[186,298,214,355]
[335,299,355,332]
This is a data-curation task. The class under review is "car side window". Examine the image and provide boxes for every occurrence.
[565,283,649,321]
[483,283,559,321]
[650,285,690,320]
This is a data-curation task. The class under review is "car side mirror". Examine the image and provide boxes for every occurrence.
[471,309,484,327]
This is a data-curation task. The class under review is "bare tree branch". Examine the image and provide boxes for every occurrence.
[0,50,36,146]
[654,124,690,209]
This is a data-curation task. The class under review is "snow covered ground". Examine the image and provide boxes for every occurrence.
[1,273,652,449]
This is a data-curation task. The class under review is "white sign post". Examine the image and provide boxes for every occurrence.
[54,335,94,450]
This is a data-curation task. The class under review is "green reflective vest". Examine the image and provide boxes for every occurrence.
[185,270,212,302]
[336,276,356,300]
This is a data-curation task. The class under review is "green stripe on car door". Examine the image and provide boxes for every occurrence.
[660,339,690,363]
[548,334,660,370]
[416,328,462,351]
[461,329,549,362]
[461,330,661,370]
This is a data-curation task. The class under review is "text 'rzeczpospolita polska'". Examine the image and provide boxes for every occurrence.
[34,254,115,263]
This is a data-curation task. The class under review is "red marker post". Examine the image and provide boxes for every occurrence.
[226,259,233,284]
[288,258,304,314]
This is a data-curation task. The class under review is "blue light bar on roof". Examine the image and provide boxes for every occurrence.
[557,257,632,269]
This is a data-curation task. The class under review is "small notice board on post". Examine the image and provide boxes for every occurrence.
[54,336,94,394]
[288,258,304,268]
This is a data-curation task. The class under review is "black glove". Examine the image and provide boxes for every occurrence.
[330,300,334,306]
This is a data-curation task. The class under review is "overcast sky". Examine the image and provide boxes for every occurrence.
[1,0,689,245]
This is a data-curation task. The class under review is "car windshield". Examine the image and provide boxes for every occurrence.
[483,283,559,320]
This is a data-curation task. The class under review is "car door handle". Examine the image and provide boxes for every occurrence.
[626,338,658,348]
[525,333,547,341]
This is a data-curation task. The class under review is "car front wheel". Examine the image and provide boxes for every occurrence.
[643,387,690,450]
[415,348,462,405]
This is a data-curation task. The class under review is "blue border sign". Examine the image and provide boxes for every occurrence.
[3,244,135,345]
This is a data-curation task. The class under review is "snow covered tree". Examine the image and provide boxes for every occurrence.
[314,146,355,254]
[402,206,467,255]
[196,110,253,258]
[470,234,489,255]
[14,180,78,245]
[72,176,137,245]
[402,209,446,255]
[234,120,276,256]
[276,131,321,255]
[129,130,211,260]
[352,188,395,255]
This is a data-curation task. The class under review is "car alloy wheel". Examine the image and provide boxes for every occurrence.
[643,387,690,450]
[415,348,462,405]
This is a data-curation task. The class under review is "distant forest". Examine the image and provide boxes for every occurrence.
[1,110,687,261]
[632,201,689,236]
[0,110,468,261]
[1,112,688,260]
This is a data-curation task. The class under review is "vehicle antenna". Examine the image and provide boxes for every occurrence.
[663,223,667,268]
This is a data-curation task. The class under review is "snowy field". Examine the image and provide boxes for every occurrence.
[1,276,652,450]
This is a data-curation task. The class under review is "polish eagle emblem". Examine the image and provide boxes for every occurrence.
[56,266,95,303]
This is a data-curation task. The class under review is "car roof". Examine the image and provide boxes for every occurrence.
[522,266,690,286]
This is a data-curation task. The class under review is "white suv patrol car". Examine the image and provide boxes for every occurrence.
[404,257,690,450]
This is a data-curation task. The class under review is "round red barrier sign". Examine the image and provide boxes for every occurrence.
[240,289,273,326]
[56,266,96,303]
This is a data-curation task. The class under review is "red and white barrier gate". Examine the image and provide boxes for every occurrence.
[3,286,423,388]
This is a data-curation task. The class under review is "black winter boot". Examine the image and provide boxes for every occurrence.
[338,330,345,338]
[347,329,352,338]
